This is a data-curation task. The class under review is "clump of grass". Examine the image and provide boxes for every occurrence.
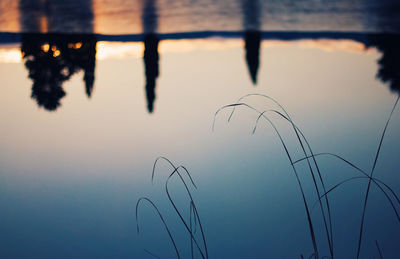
[213,94,400,258]
[136,157,209,259]
[137,94,399,258]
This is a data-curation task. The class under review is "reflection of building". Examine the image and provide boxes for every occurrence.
[368,34,400,95]
[21,34,97,111]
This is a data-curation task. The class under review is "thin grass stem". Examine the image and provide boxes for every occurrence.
[357,96,399,259]
[375,240,383,259]
[136,197,181,259]
[214,102,319,257]
[153,157,209,258]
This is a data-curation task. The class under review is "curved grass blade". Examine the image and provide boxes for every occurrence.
[254,109,335,256]
[165,166,207,259]
[152,157,208,258]
[357,96,399,259]
[231,94,334,256]
[214,102,320,257]
[315,176,400,222]
[152,156,197,189]
[294,152,400,223]
[375,240,383,259]
[144,249,161,259]
[136,197,181,259]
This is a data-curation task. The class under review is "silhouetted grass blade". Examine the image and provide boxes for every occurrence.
[136,197,181,259]
[357,96,399,259]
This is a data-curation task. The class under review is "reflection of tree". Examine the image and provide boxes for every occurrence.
[142,0,159,113]
[368,35,400,95]
[21,34,97,111]
[245,31,261,84]
[242,0,261,85]
[143,34,159,113]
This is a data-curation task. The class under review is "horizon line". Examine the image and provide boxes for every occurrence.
[0,30,399,45]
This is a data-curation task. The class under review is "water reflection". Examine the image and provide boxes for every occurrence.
[11,0,400,111]
[367,34,400,94]
[244,31,261,85]
[15,33,400,112]
[12,0,400,112]
[21,34,97,111]
[242,0,261,85]
[18,0,94,33]
[18,0,96,111]
[142,0,159,113]
[143,35,159,113]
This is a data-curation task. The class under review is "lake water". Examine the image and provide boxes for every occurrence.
[0,0,400,258]
[1,0,400,33]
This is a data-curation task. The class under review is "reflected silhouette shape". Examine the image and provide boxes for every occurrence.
[21,34,97,111]
[142,0,159,113]
[144,34,159,113]
[368,34,400,95]
[19,0,96,111]
[245,31,261,84]
[242,0,261,85]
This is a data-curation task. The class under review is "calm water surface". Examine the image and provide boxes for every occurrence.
[0,0,400,258]
[0,0,400,33]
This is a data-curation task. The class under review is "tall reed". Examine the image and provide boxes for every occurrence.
[213,94,400,258]
[136,157,208,259]
[137,94,399,258]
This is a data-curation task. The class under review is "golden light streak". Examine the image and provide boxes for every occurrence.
[263,39,374,54]
[0,48,22,63]
[39,16,49,33]
[95,42,143,60]
[0,39,376,64]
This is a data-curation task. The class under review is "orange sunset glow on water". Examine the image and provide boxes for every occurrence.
[0,39,374,64]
